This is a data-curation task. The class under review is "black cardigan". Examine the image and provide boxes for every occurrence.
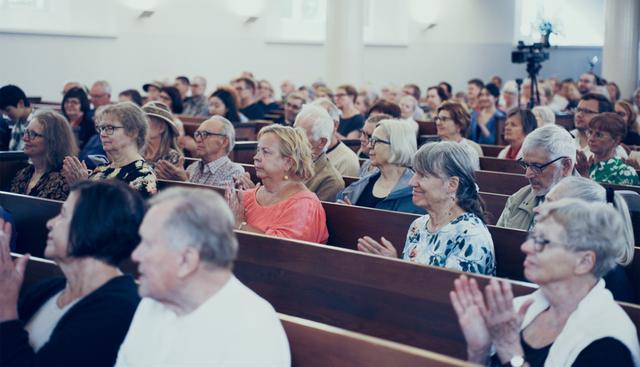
[0,275,140,367]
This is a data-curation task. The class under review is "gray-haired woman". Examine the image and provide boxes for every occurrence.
[542,176,636,303]
[451,199,640,366]
[358,141,495,275]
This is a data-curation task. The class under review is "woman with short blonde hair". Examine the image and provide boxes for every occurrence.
[227,124,328,243]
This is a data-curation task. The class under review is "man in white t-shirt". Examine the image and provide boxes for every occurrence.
[115,187,290,367]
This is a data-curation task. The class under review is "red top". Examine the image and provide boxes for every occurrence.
[243,188,329,244]
[505,145,521,160]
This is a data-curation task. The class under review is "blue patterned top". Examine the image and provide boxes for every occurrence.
[402,212,496,275]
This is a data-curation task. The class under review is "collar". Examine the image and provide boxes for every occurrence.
[326,141,340,154]
[200,155,231,173]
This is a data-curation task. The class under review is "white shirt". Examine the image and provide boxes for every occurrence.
[115,276,290,367]
[25,290,81,351]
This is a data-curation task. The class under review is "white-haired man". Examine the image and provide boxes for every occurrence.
[183,76,209,116]
[115,187,290,366]
[496,124,576,230]
[89,80,112,110]
[294,105,345,201]
[312,98,360,177]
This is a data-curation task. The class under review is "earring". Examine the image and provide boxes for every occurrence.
[284,175,289,180]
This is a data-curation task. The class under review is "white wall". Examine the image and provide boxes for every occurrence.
[0,0,601,102]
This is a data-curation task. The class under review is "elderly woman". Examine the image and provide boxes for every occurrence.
[615,100,640,146]
[358,114,389,177]
[337,119,424,214]
[451,199,640,366]
[358,141,494,275]
[497,109,537,160]
[531,105,555,127]
[335,84,364,139]
[61,87,95,151]
[142,101,183,166]
[543,176,635,303]
[0,180,144,367]
[398,95,421,134]
[257,80,280,114]
[436,101,484,157]
[227,124,328,243]
[10,110,78,200]
[576,112,639,185]
[62,102,157,197]
[469,84,505,145]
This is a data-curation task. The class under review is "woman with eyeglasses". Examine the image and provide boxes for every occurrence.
[337,119,424,214]
[335,84,365,139]
[62,102,157,197]
[9,110,78,200]
[451,199,639,366]
[576,112,639,186]
[357,141,494,275]
[435,101,484,158]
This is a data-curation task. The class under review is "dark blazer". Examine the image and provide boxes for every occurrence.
[0,275,140,367]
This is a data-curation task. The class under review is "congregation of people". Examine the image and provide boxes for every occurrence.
[1,70,640,366]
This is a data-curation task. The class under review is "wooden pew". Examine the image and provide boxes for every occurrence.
[555,113,575,130]
[480,157,525,175]
[14,253,472,366]
[0,151,29,190]
[342,139,361,153]
[6,194,640,358]
[417,120,436,135]
[480,144,504,157]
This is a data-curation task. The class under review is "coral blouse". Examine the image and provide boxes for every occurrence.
[243,188,329,244]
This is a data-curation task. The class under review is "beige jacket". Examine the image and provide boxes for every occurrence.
[327,142,360,177]
[496,185,541,231]
[305,153,345,202]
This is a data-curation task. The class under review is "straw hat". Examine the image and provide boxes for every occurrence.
[142,81,164,92]
[142,101,179,135]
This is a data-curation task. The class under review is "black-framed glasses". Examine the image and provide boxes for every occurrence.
[194,130,226,140]
[95,124,125,135]
[585,129,610,140]
[526,232,552,252]
[368,136,391,148]
[23,129,45,140]
[517,156,567,174]
[359,129,372,140]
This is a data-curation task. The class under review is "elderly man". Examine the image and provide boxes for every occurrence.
[294,105,345,201]
[0,84,34,151]
[115,187,290,366]
[183,76,209,116]
[89,80,112,109]
[232,77,265,120]
[277,91,306,126]
[496,124,576,230]
[312,98,361,177]
[154,116,244,186]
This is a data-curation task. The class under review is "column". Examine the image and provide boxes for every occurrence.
[602,0,640,98]
[325,0,364,88]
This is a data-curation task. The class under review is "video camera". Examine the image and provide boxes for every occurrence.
[511,41,550,64]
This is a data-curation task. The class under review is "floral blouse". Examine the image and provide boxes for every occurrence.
[90,159,157,198]
[10,165,70,201]
[402,212,495,275]
[589,156,640,186]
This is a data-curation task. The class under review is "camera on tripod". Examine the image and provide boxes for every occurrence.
[511,41,550,64]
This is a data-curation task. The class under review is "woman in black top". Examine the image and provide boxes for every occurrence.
[335,84,365,139]
[0,180,144,367]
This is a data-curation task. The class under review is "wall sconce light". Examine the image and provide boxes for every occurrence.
[225,0,266,25]
[408,0,440,32]
[120,0,158,19]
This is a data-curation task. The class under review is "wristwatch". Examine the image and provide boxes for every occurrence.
[507,355,525,367]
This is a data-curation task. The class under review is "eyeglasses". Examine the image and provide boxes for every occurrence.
[95,124,125,135]
[194,130,226,139]
[517,156,567,174]
[23,129,45,140]
[285,102,302,110]
[335,93,347,98]
[434,116,453,123]
[368,137,391,148]
[575,107,598,115]
[527,232,553,252]
[359,129,372,140]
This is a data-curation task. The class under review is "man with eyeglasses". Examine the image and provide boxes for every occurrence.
[0,84,34,151]
[276,92,306,126]
[571,93,627,160]
[154,116,244,186]
[89,80,112,110]
[496,125,576,231]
